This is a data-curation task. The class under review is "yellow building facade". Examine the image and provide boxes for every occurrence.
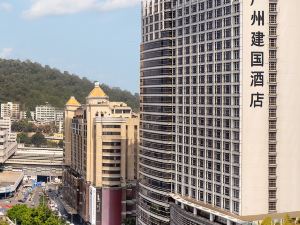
[63,82,139,225]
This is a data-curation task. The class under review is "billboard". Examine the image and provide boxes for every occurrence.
[89,186,96,225]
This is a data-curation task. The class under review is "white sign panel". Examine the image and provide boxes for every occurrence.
[89,186,96,225]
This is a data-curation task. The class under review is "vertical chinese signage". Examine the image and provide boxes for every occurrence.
[249,0,267,108]
[240,0,270,214]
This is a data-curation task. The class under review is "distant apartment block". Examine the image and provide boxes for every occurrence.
[19,111,35,121]
[0,117,17,142]
[35,104,63,123]
[55,110,64,121]
[20,111,27,120]
[0,129,17,163]
[0,117,17,163]
[30,111,36,121]
[0,102,20,120]
[63,83,139,225]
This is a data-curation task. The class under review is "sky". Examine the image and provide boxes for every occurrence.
[0,0,141,93]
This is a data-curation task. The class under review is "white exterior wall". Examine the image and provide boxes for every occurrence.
[276,0,300,214]
[35,105,54,121]
[240,0,269,216]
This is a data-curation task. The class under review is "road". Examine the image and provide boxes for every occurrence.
[0,182,43,214]
[46,183,84,225]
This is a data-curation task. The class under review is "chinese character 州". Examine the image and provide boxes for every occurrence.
[251,11,265,26]
[250,93,264,108]
[250,0,255,6]
[251,52,264,66]
[251,71,264,87]
[251,31,265,47]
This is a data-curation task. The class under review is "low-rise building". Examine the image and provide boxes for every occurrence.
[0,171,24,198]
[0,117,17,142]
[35,104,63,123]
[4,146,63,181]
[0,129,17,164]
[35,104,55,122]
[20,111,27,120]
[55,110,64,121]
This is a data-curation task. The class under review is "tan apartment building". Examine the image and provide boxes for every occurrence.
[63,82,139,225]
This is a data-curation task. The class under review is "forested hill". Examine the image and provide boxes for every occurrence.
[0,59,139,112]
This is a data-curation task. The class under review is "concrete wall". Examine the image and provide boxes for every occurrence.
[101,188,122,225]
[276,0,300,214]
[240,0,270,216]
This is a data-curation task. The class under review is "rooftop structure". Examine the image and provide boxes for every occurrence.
[0,171,23,196]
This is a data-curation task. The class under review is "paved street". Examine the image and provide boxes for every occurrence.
[0,182,42,214]
[46,183,83,225]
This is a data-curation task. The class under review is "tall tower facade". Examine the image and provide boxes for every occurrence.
[64,96,81,166]
[139,0,175,224]
[63,83,139,225]
[138,0,300,224]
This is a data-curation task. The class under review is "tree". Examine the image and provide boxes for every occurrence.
[7,204,32,225]
[12,120,36,132]
[0,59,139,112]
[261,217,272,225]
[31,132,46,147]
[7,205,66,225]
[26,110,32,120]
[283,214,293,225]
[123,218,136,225]
[58,140,64,148]
[0,220,9,225]
[17,132,31,144]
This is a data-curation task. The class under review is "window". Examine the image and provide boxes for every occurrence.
[269,201,277,211]
[233,201,239,213]
[103,125,121,128]
[269,179,276,188]
[269,3,277,12]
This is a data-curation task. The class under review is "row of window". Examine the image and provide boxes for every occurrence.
[176,178,240,194]
[177,161,240,175]
[176,187,240,213]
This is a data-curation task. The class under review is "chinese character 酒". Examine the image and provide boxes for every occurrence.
[251,71,264,87]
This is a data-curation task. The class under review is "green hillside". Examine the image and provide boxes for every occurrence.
[0,59,139,112]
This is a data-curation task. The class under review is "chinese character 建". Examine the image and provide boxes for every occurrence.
[251,31,265,47]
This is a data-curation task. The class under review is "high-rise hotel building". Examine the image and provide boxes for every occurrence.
[139,0,300,224]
